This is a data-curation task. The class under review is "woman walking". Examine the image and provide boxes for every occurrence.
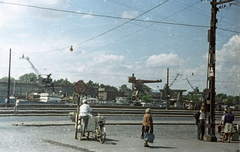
[219,110,227,140]
[222,108,235,143]
[141,108,153,147]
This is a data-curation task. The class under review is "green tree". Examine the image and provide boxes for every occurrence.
[86,80,99,87]
[142,94,153,103]
[1,76,15,81]
[188,94,200,102]
[215,93,227,102]
[142,84,152,92]
[234,96,240,104]
[99,84,118,91]
[54,78,73,86]
[19,73,38,83]
[119,84,131,92]
[225,96,234,105]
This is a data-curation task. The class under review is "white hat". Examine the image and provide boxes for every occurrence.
[145,108,151,113]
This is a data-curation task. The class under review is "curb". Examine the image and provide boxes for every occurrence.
[43,139,95,152]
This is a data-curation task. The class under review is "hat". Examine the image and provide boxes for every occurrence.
[145,108,151,113]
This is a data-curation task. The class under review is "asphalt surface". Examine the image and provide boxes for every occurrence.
[2,115,239,152]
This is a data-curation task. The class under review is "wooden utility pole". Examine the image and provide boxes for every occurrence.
[6,49,11,106]
[204,0,234,142]
[166,68,169,109]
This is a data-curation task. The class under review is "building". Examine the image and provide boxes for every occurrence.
[98,88,124,101]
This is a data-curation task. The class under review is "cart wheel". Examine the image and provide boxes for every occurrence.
[99,127,106,144]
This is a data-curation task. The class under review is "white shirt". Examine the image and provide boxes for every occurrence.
[199,110,205,120]
[16,100,20,106]
[221,115,225,125]
[79,103,92,116]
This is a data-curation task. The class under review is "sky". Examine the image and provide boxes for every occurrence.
[0,0,239,96]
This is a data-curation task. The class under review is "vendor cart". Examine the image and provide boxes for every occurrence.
[72,113,106,144]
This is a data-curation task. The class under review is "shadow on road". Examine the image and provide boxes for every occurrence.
[150,146,176,149]
[104,138,119,145]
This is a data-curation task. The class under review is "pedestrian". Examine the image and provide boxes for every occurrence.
[222,108,235,143]
[79,100,92,137]
[141,108,153,147]
[218,109,227,140]
[14,98,20,115]
[197,106,205,140]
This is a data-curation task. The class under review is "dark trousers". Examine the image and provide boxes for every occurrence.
[197,120,205,140]
[80,116,89,135]
[141,125,153,138]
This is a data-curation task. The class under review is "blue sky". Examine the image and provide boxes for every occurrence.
[0,0,239,96]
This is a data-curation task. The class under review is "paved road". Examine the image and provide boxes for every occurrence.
[1,116,240,152]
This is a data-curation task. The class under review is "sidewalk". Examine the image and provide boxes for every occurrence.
[12,120,196,126]
[42,134,240,152]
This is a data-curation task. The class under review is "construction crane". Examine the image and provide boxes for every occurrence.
[185,78,199,93]
[169,73,182,88]
[19,54,41,77]
[128,73,162,100]
[20,54,54,93]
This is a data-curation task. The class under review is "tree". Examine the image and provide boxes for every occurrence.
[86,80,99,87]
[215,93,227,102]
[54,78,73,86]
[233,96,240,104]
[19,73,38,83]
[1,76,15,81]
[225,96,234,105]
[142,94,153,103]
[142,84,152,92]
[188,94,200,102]
[119,84,131,92]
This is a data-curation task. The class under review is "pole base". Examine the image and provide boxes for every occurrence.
[203,135,217,142]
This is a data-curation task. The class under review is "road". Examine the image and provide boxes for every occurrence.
[1,114,240,152]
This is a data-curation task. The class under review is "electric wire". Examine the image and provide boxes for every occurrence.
[1,0,239,56]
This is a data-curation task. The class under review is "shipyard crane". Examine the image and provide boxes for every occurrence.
[128,73,162,100]
[185,78,199,93]
[19,54,41,78]
[169,73,182,88]
[19,54,54,93]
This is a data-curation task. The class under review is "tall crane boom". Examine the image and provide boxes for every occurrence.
[185,78,194,90]
[19,54,41,77]
[128,73,162,100]
[169,73,182,87]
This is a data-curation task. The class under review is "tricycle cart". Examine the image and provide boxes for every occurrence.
[70,112,106,144]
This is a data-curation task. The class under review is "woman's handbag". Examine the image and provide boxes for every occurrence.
[218,125,221,134]
[144,133,155,143]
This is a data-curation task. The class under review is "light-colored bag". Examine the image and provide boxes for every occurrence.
[144,133,155,143]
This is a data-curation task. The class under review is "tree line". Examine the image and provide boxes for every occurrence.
[1,73,239,104]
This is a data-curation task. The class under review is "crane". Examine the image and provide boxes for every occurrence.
[19,54,41,77]
[128,73,162,100]
[169,73,182,88]
[185,78,199,93]
[19,54,54,93]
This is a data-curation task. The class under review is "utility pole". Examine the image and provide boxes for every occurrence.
[6,49,11,106]
[204,0,234,142]
[166,68,169,110]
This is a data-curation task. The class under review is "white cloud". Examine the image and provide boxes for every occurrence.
[217,35,240,63]
[146,53,183,68]
[215,35,240,95]
[122,11,138,19]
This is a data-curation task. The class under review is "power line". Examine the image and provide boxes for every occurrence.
[55,1,206,64]
[1,1,238,31]
[1,0,239,57]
